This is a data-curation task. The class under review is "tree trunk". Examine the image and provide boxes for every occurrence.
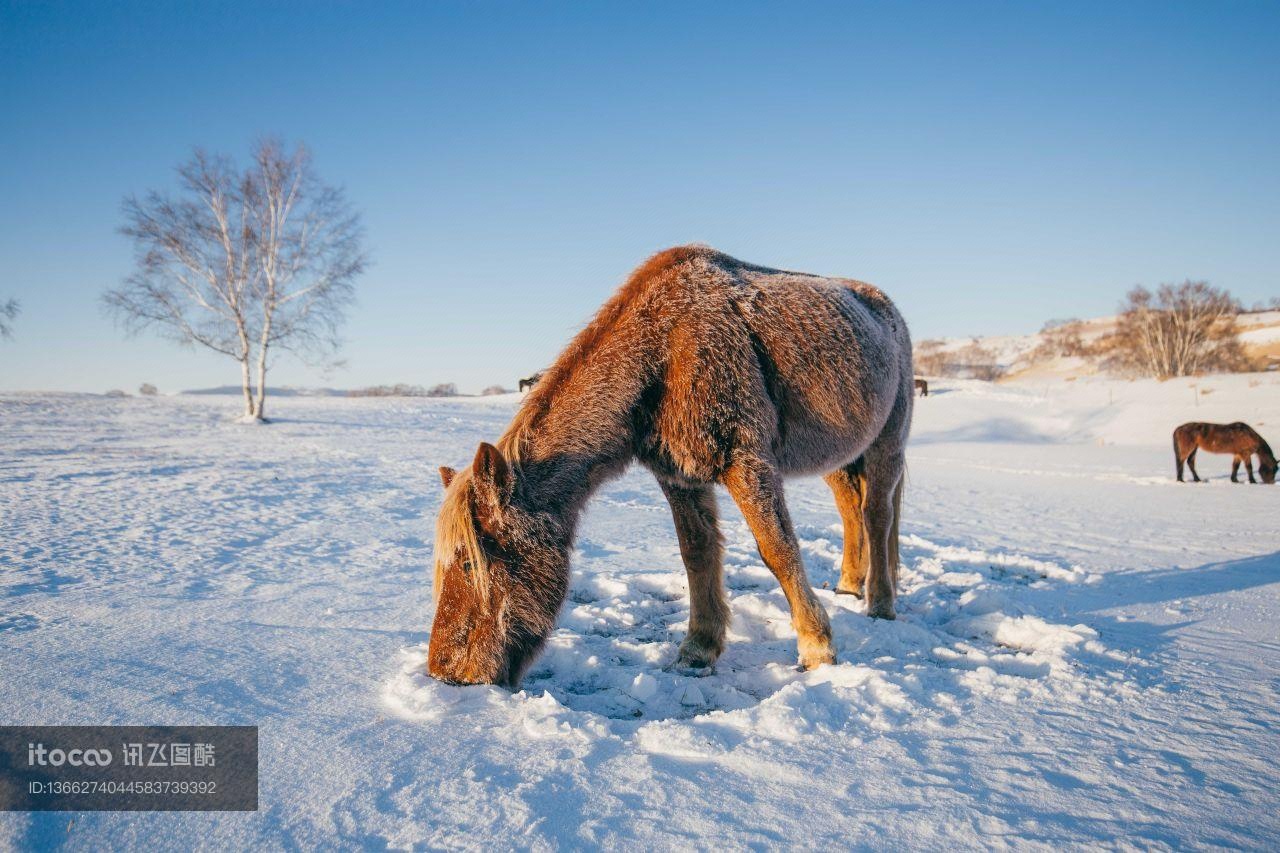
[253,341,269,422]
[240,356,257,418]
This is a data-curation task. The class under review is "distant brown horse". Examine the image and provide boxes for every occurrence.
[1173,421,1277,484]
[914,377,928,397]
[430,245,914,688]
[518,372,543,392]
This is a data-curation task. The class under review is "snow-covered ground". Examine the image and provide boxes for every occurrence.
[3,374,1280,849]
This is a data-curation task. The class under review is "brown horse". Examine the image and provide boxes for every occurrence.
[518,372,543,393]
[430,245,914,688]
[914,377,928,397]
[1174,421,1277,484]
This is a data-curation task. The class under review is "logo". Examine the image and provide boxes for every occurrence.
[27,743,113,767]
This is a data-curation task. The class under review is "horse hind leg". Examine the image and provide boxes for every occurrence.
[861,447,904,621]
[824,459,870,597]
[1231,456,1242,483]
[723,456,835,670]
[658,479,730,673]
[1187,448,1202,482]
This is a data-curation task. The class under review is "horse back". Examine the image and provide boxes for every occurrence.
[644,250,912,479]
[1174,420,1263,455]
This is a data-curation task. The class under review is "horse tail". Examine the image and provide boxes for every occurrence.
[890,468,904,590]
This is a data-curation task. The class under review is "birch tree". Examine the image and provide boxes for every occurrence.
[1106,281,1246,379]
[105,140,366,421]
[0,299,18,339]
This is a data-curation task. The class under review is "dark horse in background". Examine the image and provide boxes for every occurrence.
[914,377,928,397]
[518,372,544,393]
[1174,422,1277,484]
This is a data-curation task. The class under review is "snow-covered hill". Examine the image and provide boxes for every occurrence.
[3,378,1279,848]
[920,309,1280,381]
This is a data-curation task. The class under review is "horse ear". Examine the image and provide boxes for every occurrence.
[439,466,457,489]
[470,442,513,517]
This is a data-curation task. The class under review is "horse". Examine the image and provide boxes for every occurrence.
[914,377,928,397]
[518,372,543,393]
[430,245,914,689]
[1173,421,1277,484]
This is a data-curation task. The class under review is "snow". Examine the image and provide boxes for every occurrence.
[3,375,1280,848]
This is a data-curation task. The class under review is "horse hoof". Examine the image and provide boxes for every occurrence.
[866,604,897,621]
[797,653,837,671]
[667,654,716,677]
[672,661,715,677]
[834,586,864,599]
[797,641,837,671]
[669,639,720,675]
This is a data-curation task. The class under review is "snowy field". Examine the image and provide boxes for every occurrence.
[3,374,1280,849]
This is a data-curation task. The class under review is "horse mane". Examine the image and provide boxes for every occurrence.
[437,246,709,599]
[434,470,491,601]
[1258,436,1277,468]
[497,245,708,465]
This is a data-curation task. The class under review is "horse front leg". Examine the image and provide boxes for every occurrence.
[658,479,730,673]
[1246,456,1257,484]
[723,456,835,670]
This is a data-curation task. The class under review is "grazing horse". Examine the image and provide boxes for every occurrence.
[430,245,914,688]
[1173,421,1277,484]
[518,372,543,393]
[914,377,928,397]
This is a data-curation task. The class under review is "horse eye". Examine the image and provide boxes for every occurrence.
[460,560,472,574]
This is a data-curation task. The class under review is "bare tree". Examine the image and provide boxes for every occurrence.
[1103,281,1247,379]
[105,140,367,421]
[480,384,510,396]
[0,299,18,339]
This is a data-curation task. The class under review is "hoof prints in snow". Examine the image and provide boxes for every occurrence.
[387,532,1127,733]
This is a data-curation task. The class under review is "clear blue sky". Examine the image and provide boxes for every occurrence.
[2,1,1277,393]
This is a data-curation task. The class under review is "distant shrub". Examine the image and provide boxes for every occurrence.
[950,341,1005,381]
[914,338,1004,380]
[913,339,948,376]
[348,383,463,397]
[138,383,158,396]
[348,384,428,398]
[104,389,130,398]
[480,385,510,396]
[426,383,459,398]
[1030,318,1090,362]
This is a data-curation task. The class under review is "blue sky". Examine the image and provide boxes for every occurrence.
[2,1,1277,393]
